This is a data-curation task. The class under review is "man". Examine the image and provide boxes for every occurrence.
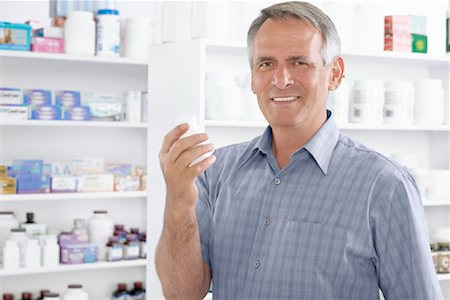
[156,2,442,299]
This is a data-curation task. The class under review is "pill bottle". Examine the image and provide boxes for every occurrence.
[112,283,128,300]
[3,240,20,270]
[129,281,145,300]
[88,210,114,261]
[65,11,95,56]
[24,238,41,268]
[383,81,414,124]
[42,235,59,267]
[42,293,60,300]
[0,211,19,263]
[20,292,32,300]
[62,284,89,300]
[350,80,384,124]
[123,18,152,59]
[96,9,120,57]
[8,228,27,267]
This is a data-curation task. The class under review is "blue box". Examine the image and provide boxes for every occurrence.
[64,105,92,121]
[55,90,81,109]
[0,22,32,51]
[23,89,52,108]
[10,160,44,193]
[31,105,62,120]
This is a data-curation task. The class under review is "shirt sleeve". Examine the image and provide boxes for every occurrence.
[195,170,213,269]
[371,171,443,300]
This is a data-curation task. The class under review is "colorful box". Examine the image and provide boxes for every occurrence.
[384,15,412,52]
[51,175,78,193]
[0,22,31,51]
[60,244,97,264]
[115,175,141,192]
[412,34,427,53]
[78,174,114,192]
[0,88,23,105]
[10,160,43,194]
[23,89,52,108]
[31,105,62,120]
[72,158,104,175]
[55,90,81,109]
[0,177,17,194]
[64,105,92,121]
[106,163,133,176]
[31,37,64,53]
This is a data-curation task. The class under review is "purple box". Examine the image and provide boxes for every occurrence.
[60,244,97,264]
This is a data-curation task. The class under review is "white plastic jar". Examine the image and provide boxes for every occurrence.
[3,240,20,270]
[350,79,384,124]
[63,284,89,300]
[43,293,61,300]
[42,235,60,267]
[0,211,19,263]
[65,11,96,56]
[8,228,27,267]
[237,73,265,122]
[122,18,152,59]
[205,72,240,121]
[414,79,445,125]
[24,239,41,269]
[96,9,120,57]
[383,81,414,124]
[88,210,114,261]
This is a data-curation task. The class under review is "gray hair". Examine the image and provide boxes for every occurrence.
[247,1,341,69]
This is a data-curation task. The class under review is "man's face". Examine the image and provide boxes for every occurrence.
[251,18,334,129]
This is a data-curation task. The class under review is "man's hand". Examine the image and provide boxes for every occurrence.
[159,123,216,210]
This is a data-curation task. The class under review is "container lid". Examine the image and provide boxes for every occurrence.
[11,227,26,232]
[93,210,108,214]
[5,240,18,246]
[0,211,14,215]
[68,284,82,289]
[43,293,60,298]
[21,292,33,299]
[3,294,14,300]
[97,9,119,16]
[134,281,143,289]
[118,283,127,290]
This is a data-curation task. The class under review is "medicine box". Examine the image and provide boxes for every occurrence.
[115,175,141,192]
[0,177,17,194]
[106,163,133,176]
[0,88,23,105]
[0,105,29,121]
[124,91,142,122]
[87,102,122,121]
[78,174,114,192]
[64,105,92,121]
[384,15,412,52]
[60,244,97,264]
[23,89,52,108]
[10,160,43,193]
[31,105,62,120]
[55,90,81,109]
[0,22,32,51]
[51,175,78,193]
[31,37,64,53]
[72,158,104,175]
[59,232,89,246]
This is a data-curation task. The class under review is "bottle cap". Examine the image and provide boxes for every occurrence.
[134,281,143,289]
[68,284,82,289]
[97,9,119,16]
[21,292,33,300]
[118,283,127,290]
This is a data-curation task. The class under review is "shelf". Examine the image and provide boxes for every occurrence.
[205,120,450,132]
[199,39,449,66]
[0,50,147,66]
[0,120,148,129]
[0,259,146,277]
[0,191,147,203]
[437,273,450,281]
[424,198,450,207]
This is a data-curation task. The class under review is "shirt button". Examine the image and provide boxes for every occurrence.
[253,260,260,268]
[264,218,270,226]
[274,178,281,185]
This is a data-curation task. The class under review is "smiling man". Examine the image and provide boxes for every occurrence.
[155,2,442,299]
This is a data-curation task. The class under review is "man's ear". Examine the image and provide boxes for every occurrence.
[328,56,345,91]
[251,75,256,94]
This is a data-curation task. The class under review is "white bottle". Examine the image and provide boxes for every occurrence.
[21,212,47,237]
[175,116,214,167]
[43,293,61,300]
[96,9,121,57]
[8,228,27,267]
[65,11,96,56]
[88,210,114,261]
[42,235,59,267]
[24,239,41,268]
[122,17,152,59]
[63,284,89,300]
[3,240,20,270]
[0,211,19,263]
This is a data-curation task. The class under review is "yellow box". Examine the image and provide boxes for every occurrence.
[0,177,17,194]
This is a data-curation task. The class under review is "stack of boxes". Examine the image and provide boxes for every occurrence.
[384,15,428,53]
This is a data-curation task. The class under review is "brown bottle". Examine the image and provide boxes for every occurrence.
[3,294,14,300]
[20,293,32,300]
[36,290,50,300]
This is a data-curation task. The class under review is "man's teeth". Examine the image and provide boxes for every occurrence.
[272,96,299,102]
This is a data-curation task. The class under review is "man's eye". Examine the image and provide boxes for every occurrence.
[259,62,273,68]
[294,61,307,66]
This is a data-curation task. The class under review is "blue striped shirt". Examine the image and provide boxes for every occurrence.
[196,112,442,299]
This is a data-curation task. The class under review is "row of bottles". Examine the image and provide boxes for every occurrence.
[2,282,145,300]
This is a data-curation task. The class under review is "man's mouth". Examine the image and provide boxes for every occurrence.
[271,96,300,102]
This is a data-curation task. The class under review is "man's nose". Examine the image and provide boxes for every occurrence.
[271,65,294,89]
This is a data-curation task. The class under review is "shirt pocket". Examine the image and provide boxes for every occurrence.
[277,221,349,284]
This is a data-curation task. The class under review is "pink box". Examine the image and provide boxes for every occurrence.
[31,37,64,53]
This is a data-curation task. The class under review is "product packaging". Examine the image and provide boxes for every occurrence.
[72,158,104,175]
[106,163,133,176]
[64,106,92,121]
[78,174,114,192]
[55,90,81,110]
[114,176,140,192]
[10,160,44,193]
[23,89,52,108]
[0,104,29,121]
[124,91,142,122]
[31,37,64,53]
[31,105,62,120]
[410,15,427,53]
[384,15,412,52]
[0,22,32,51]
[0,88,23,105]
[60,244,97,264]
[51,176,78,193]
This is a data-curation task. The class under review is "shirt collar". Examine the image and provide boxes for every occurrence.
[238,110,340,174]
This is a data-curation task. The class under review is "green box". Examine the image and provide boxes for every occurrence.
[412,34,427,53]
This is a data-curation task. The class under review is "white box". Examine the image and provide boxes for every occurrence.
[72,158,104,175]
[0,105,29,121]
[125,91,142,122]
[78,174,114,192]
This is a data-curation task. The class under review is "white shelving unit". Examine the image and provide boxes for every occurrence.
[0,259,146,277]
[0,50,148,298]
[147,38,450,298]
